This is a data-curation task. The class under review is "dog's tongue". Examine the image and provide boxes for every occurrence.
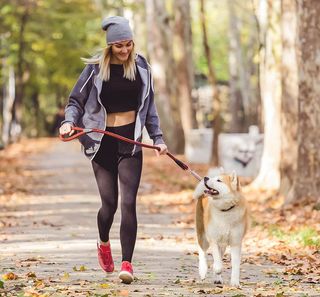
[204,189,219,196]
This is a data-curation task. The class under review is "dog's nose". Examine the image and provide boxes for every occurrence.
[204,176,209,183]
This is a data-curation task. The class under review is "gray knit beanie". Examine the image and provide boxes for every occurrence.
[101,16,133,45]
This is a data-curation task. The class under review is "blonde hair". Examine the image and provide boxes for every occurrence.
[81,44,137,81]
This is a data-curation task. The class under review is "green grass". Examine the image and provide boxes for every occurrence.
[269,225,320,248]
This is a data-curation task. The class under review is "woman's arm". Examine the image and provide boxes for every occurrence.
[144,70,168,156]
[145,89,165,145]
[61,64,94,126]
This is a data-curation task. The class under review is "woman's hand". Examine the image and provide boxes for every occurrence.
[154,143,168,156]
[59,123,75,136]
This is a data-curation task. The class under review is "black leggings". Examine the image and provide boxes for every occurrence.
[91,122,142,262]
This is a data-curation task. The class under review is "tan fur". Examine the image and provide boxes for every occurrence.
[196,196,210,250]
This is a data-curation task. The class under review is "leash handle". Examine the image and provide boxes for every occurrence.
[166,152,188,170]
[59,127,89,141]
[165,152,201,180]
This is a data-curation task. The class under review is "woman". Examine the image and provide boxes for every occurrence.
[59,16,167,284]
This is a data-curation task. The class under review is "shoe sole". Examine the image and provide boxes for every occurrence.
[119,271,134,284]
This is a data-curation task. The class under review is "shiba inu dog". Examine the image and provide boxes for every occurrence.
[193,172,249,287]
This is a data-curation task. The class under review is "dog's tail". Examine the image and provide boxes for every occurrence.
[196,197,210,251]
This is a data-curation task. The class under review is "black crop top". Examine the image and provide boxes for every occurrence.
[100,64,142,113]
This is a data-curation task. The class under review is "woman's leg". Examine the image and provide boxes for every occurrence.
[91,135,119,243]
[118,151,143,262]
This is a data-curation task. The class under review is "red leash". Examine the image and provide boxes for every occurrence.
[59,126,202,181]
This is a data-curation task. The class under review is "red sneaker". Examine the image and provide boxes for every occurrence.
[119,261,134,284]
[97,241,114,273]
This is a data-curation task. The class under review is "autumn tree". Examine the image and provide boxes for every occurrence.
[250,0,282,190]
[173,0,197,137]
[228,0,245,132]
[0,0,104,142]
[227,0,260,133]
[199,0,222,166]
[145,0,184,153]
[280,0,298,195]
[287,0,320,203]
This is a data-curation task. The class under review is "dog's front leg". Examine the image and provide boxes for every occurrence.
[198,246,208,280]
[212,243,223,284]
[230,245,241,287]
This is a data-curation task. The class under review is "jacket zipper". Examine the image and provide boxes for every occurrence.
[80,70,94,93]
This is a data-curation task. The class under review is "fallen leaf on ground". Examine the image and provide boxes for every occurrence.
[72,265,87,271]
[2,272,18,280]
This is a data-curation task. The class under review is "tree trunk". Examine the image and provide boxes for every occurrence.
[174,0,197,138]
[12,8,29,141]
[246,1,261,129]
[280,0,298,196]
[199,0,222,166]
[2,64,16,147]
[31,90,41,136]
[250,0,282,190]
[287,0,320,203]
[145,0,184,153]
[227,0,246,132]
[132,0,146,54]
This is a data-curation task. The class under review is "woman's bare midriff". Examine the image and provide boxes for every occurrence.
[106,110,136,127]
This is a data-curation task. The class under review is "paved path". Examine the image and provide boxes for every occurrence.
[0,139,318,296]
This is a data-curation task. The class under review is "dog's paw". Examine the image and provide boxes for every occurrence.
[199,268,207,280]
[198,258,207,280]
[213,274,223,285]
[230,279,241,288]
[199,273,206,280]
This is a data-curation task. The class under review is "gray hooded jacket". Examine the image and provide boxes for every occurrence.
[62,54,165,160]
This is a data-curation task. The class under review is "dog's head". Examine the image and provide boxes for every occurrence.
[193,171,241,199]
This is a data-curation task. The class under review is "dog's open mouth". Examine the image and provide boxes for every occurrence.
[204,189,219,196]
[203,176,219,196]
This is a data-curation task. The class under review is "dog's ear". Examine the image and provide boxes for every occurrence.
[230,170,241,191]
[193,180,205,199]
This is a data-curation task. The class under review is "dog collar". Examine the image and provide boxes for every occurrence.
[221,205,236,212]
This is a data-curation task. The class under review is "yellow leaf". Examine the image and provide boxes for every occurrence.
[60,272,70,281]
[26,272,37,278]
[73,265,87,271]
[2,272,18,280]
[35,279,45,289]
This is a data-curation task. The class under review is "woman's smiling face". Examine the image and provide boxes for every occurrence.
[111,40,134,63]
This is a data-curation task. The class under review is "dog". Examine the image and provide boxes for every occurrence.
[193,171,249,287]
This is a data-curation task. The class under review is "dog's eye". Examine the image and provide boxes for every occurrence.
[216,179,222,182]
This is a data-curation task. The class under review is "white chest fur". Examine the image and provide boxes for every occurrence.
[205,205,246,247]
